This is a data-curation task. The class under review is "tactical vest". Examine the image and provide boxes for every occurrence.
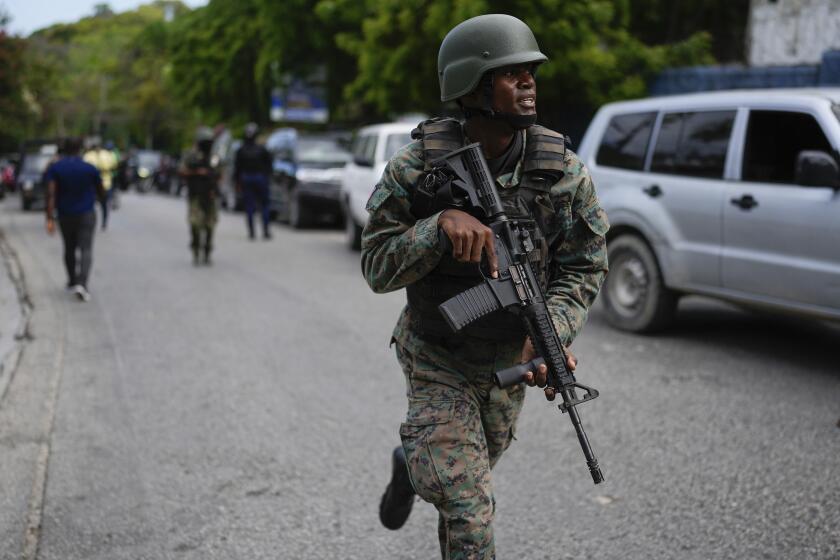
[237,143,271,175]
[407,118,570,342]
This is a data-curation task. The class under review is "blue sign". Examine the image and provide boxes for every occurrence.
[271,81,328,124]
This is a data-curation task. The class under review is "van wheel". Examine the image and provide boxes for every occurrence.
[345,214,362,251]
[602,235,678,333]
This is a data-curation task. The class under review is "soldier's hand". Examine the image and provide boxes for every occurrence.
[520,337,577,400]
[439,209,498,278]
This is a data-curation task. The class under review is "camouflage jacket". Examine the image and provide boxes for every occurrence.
[361,126,609,357]
[180,149,220,201]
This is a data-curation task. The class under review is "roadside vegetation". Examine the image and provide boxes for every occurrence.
[0,0,747,153]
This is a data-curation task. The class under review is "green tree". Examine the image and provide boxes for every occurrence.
[24,2,187,149]
[0,10,34,151]
[628,0,750,63]
[168,0,265,126]
[167,0,358,128]
[321,0,713,128]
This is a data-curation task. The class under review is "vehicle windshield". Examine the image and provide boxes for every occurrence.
[136,151,162,169]
[21,154,52,174]
[296,139,351,169]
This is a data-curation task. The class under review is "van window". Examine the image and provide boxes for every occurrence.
[384,133,412,161]
[742,110,832,184]
[353,134,377,167]
[595,112,656,170]
[651,110,735,179]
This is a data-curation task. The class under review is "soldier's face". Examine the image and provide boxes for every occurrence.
[491,64,537,116]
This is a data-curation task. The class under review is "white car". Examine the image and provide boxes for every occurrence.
[340,122,415,249]
[577,89,840,332]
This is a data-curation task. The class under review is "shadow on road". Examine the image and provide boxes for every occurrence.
[590,296,840,379]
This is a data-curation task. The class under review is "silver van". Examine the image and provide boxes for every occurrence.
[577,89,840,332]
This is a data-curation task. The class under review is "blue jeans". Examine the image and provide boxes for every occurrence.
[242,174,270,237]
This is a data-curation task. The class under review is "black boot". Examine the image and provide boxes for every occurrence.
[379,446,415,530]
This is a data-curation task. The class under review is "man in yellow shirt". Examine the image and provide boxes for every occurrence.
[84,138,118,230]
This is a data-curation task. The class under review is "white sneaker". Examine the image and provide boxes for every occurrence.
[72,285,91,302]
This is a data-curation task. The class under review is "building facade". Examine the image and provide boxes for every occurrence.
[748,0,840,66]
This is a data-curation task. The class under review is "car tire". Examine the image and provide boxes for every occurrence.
[276,183,292,224]
[602,234,678,333]
[345,214,362,251]
[289,191,311,229]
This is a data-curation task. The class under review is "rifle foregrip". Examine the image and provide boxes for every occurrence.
[494,357,545,388]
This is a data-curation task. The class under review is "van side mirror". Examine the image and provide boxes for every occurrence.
[353,156,373,168]
[795,150,840,188]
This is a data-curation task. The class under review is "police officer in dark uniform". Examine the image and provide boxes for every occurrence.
[234,122,274,240]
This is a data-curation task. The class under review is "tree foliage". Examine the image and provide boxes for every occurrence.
[0,27,30,151]
[12,0,732,150]
[628,0,750,63]
[325,0,713,124]
[22,2,188,149]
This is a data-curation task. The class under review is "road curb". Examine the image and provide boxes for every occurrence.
[0,227,33,403]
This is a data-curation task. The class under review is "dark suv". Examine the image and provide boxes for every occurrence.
[17,144,58,210]
[279,135,352,228]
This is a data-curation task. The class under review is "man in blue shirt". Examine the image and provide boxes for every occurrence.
[45,137,103,302]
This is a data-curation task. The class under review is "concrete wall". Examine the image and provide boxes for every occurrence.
[749,0,840,66]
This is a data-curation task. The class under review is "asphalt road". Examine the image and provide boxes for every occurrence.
[0,193,838,560]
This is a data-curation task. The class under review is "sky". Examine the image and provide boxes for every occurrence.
[1,0,206,36]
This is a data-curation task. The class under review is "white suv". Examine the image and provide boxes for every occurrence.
[577,89,840,332]
[341,122,415,249]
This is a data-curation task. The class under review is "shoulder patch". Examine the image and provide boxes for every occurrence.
[365,185,392,213]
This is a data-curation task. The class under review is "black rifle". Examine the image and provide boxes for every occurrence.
[430,143,604,485]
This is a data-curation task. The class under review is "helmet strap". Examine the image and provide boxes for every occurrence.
[461,73,537,130]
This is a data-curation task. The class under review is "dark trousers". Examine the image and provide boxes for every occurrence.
[190,226,214,256]
[99,189,112,228]
[242,175,271,237]
[58,211,96,288]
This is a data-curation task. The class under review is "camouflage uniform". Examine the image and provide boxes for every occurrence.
[181,149,219,260]
[361,124,609,559]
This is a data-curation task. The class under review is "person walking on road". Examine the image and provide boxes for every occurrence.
[234,122,273,240]
[362,15,609,559]
[180,127,220,265]
[45,137,104,302]
[84,138,118,230]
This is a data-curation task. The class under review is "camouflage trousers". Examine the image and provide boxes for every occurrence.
[395,338,525,560]
[188,197,218,255]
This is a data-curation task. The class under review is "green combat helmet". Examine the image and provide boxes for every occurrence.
[195,126,214,154]
[438,14,547,102]
[195,126,214,143]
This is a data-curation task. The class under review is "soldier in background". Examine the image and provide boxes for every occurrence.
[362,14,609,559]
[180,127,220,265]
[234,122,273,240]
